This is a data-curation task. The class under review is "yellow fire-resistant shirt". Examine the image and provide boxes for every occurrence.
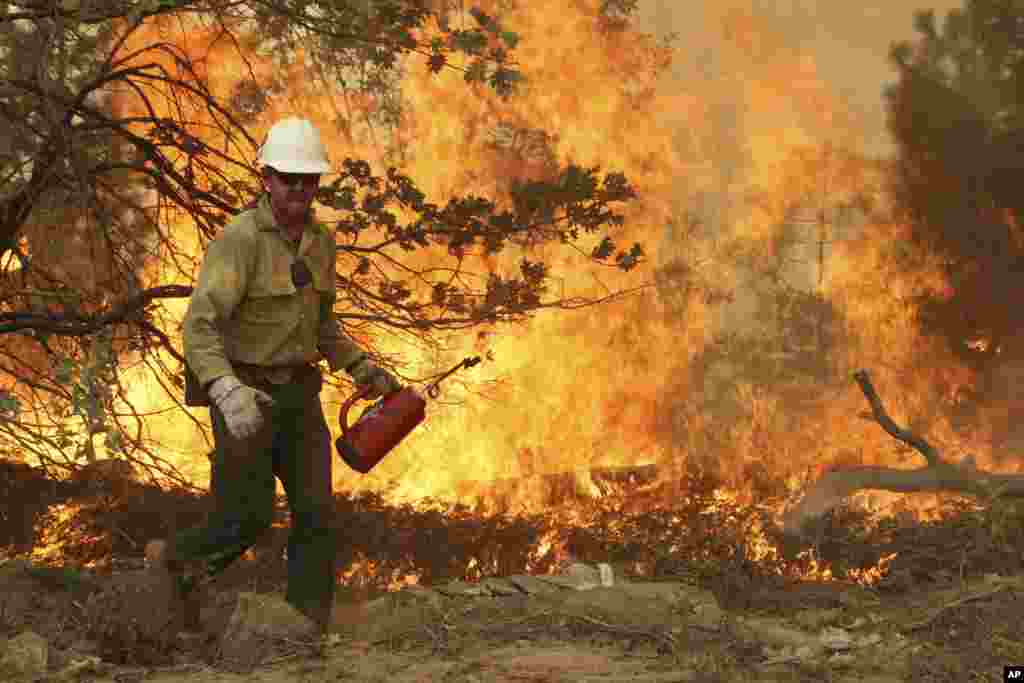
[183,195,365,388]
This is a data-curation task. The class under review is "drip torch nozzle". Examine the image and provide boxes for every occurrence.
[426,355,482,399]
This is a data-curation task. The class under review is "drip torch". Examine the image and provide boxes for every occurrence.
[335,356,481,474]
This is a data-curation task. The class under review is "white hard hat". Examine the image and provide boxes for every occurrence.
[256,117,332,174]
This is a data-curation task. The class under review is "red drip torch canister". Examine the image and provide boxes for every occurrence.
[335,357,480,474]
[335,386,426,474]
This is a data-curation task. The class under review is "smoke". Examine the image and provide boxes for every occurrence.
[637,0,963,156]
[632,0,967,347]
[595,0,997,495]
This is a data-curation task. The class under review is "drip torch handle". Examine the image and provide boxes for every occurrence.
[338,384,374,437]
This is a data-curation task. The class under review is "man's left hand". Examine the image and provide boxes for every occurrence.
[348,358,402,399]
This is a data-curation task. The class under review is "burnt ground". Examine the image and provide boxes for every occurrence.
[2,463,1024,682]
[5,551,1023,682]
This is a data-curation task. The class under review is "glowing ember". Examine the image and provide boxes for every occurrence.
[339,555,422,593]
[32,504,96,566]
[848,552,899,586]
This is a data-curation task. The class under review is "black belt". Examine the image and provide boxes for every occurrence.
[231,361,318,385]
[231,361,315,372]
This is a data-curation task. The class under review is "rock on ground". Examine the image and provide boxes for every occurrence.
[334,589,439,644]
[552,585,678,631]
[506,574,563,596]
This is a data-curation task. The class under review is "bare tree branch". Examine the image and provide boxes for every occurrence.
[0,284,192,334]
[852,369,942,467]
[782,368,1024,535]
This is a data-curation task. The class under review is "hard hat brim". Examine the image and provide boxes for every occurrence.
[262,160,333,175]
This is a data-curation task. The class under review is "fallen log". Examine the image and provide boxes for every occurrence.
[783,369,1024,534]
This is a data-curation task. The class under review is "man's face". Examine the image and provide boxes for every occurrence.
[264,168,321,224]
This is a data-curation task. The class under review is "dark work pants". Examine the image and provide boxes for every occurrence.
[170,366,335,625]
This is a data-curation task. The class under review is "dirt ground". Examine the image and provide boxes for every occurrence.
[1,554,1020,683]
[3,466,1023,682]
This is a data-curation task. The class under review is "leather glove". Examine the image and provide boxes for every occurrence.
[347,358,401,400]
[208,375,275,440]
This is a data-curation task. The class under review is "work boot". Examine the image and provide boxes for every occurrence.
[289,600,331,641]
[145,538,201,632]
[290,602,330,657]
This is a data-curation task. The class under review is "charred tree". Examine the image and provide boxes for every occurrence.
[784,368,1024,534]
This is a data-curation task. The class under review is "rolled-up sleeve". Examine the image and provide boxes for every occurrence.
[183,230,252,387]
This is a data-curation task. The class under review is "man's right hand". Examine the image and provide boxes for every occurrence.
[348,358,402,400]
[208,375,275,439]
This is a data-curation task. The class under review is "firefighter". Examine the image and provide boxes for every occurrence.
[147,117,401,633]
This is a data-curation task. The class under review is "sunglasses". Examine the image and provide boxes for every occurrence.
[272,171,321,189]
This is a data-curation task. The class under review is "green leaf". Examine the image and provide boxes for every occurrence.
[600,0,639,18]
[104,431,123,451]
[126,0,158,24]
[615,243,644,270]
[450,29,488,56]
[0,394,18,417]
[592,237,615,260]
[55,359,75,385]
[464,59,488,84]
[71,385,86,414]
[500,31,519,49]
[428,53,447,74]
[469,6,496,31]
[489,66,521,97]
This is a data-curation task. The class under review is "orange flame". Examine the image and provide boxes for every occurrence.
[24,0,1018,586]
